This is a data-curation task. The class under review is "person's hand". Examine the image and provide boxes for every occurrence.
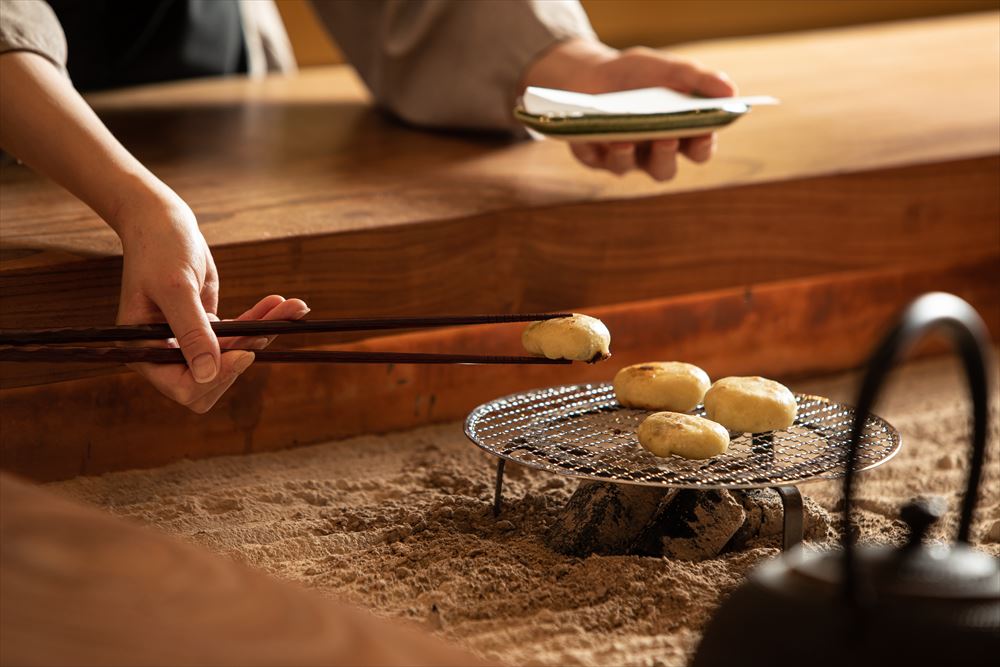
[114,195,309,413]
[521,39,736,181]
[0,51,304,412]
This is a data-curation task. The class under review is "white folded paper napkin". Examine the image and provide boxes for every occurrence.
[522,86,779,117]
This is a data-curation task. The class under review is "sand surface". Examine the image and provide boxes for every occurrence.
[50,355,999,667]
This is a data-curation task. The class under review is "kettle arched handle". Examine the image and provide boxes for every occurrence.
[841,292,992,602]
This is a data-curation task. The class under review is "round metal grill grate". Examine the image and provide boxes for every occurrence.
[465,383,901,489]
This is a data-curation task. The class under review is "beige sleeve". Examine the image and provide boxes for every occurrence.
[310,0,597,132]
[0,0,67,71]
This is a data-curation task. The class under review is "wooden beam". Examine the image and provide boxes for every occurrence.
[3,255,996,482]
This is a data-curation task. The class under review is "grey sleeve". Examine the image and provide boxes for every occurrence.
[310,0,597,133]
[0,0,67,71]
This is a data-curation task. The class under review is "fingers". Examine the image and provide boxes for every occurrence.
[186,351,257,414]
[130,350,255,414]
[221,295,311,350]
[129,293,309,413]
[648,56,735,98]
[571,133,718,180]
[680,134,716,164]
[250,297,310,324]
[238,294,287,321]
[559,49,737,181]
[642,139,679,181]
[157,278,222,384]
[604,143,636,175]
[569,141,637,176]
[217,294,286,349]
[694,68,736,97]
[570,142,602,168]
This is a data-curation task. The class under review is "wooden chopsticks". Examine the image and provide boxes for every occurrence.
[0,347,570,365]
[0,313,575,366]
[0,313,573,345]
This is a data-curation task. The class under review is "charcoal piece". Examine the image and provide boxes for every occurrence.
[727,488,784,548]
[632,489,746,561]
[544,481,672,557]
[724,488,833,551]
[545,481,832,561]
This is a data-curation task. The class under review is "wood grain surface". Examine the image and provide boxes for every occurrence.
[3,255,996,482]
[2,13,997,258]
[0,473,485,667]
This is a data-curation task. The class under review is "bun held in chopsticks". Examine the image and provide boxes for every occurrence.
[521,314,611,363]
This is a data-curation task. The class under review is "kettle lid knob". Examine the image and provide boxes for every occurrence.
[900,497,946,549]
[879,494,999,600]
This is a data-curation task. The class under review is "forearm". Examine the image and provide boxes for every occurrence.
[0,52,180,239]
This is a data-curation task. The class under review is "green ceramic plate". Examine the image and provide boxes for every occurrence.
[514,105,748,142]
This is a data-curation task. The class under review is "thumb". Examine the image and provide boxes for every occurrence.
[158,287,221,384]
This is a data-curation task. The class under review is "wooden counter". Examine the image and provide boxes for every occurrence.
[1,14,998,480]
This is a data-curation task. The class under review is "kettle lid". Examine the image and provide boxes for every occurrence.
[791,543,1000,601]
[793,497,1000,601]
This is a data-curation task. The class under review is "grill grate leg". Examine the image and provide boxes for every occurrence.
[775,485,804,550]
[493,458,506,517]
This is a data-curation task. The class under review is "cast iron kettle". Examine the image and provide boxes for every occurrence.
[692,293,999,667]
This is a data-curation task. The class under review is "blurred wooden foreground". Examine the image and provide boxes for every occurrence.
[0,473,486,667]
[1,14,998,480]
